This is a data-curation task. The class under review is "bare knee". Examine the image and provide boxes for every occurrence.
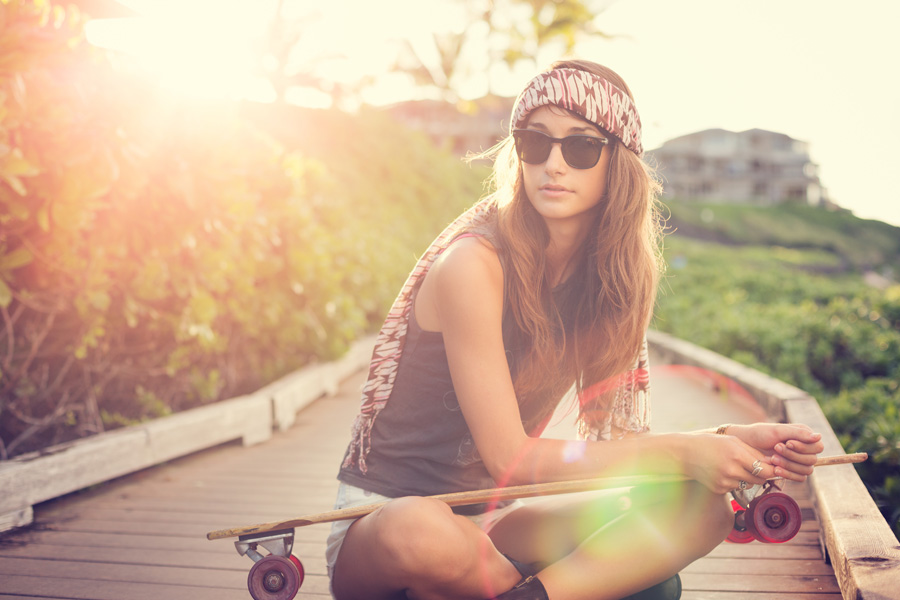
[373,497,484,585]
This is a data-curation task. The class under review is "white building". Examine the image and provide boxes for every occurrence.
[647,128,826,206]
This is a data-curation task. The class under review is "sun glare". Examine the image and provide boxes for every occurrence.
[85,1,270,100]
[83,0,477,106]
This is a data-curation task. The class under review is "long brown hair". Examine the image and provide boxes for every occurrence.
[480,59,664,431]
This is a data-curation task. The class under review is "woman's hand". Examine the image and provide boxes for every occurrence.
[680,432,777,494]
[725,423,824,482]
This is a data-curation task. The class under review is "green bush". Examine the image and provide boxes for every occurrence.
[0,0,481,457]
[827,378,900,530]
[656,234,900,535]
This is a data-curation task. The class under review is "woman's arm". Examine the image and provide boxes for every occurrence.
[420,238,822,493]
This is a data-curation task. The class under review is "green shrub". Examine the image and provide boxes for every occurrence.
[0,0,481,457]
[656,234,900,535]
[827,379,900,533]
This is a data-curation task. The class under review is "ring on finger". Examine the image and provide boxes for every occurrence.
[751,460,763,477]
[739,480,748,490]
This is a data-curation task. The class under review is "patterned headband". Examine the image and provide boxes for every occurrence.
[511,68,643,156]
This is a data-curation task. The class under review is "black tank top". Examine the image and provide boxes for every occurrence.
[338,276,579,509]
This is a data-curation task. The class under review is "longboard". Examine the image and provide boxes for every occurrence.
[207,452,866,540]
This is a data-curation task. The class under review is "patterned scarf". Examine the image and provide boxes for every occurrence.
[342,199,497,472]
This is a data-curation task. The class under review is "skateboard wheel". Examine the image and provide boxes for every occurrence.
[726,508,755,544]
[248,555,302,600]
[746,492,801,544]
[289,555,305,587]
[726,498,755,544]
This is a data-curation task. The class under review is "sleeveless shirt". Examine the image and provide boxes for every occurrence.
[337,244,580,508]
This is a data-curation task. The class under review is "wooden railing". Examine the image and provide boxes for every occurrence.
[0,336,377,533]
[648,329,900,600]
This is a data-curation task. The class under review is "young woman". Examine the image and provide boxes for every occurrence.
[326,59,824,600]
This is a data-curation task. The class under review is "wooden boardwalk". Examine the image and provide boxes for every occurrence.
[0,358,841,599]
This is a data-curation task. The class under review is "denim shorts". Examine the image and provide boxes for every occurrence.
[325,482,524,595]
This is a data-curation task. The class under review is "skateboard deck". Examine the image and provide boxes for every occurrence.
[207,452,865,540]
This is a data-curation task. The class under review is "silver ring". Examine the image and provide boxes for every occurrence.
[751,460,763,477]
[739,480,748,490]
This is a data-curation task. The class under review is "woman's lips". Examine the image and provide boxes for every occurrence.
[539,184,572,197]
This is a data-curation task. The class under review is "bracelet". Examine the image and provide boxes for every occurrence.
[716,424,732,435]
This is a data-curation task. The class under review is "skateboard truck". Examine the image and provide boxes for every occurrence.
[727,479,802,544]
[236,528,295,563]
[236,529,305,600]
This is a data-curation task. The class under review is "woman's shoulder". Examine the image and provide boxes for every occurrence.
[435,234,502,286]
[416,234,503,332]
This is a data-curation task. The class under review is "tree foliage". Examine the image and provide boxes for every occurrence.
[393,0,609,101]
[0,0,481,458]
[255,0,609,105]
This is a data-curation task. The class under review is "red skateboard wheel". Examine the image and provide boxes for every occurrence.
[746,492,802,543]
[248,555,302,600]
[726,499,755,543]
[726,508,755,544]
[289,555,305,587]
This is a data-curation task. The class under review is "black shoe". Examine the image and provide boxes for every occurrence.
[503,554,539,579]
[492,575,549,600]
[492,565,680,600]
[492,556,547,600]
[622,573,682,600]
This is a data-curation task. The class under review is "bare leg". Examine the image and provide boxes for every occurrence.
[489,481,734,600]
[332,496,523,600]
[333,482,732,600]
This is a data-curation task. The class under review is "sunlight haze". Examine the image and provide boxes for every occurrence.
[87,0,900,226]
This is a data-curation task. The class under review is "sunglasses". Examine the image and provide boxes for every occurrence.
[513,129,609,169]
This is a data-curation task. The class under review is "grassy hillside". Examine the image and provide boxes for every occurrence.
[664,200,900,275]
[655,200,900,535]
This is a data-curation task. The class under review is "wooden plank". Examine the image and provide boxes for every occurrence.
[785,396,900,600]
[680,593,840,600]
[682,572,840,594]
[11,518,332,544]
[0,393,273,523]
[0,556,248,588]
[0,574,267,600]
[1,529,248,553]
[708,543,825,560]
[0,542,253,570]
[682,557,835,575]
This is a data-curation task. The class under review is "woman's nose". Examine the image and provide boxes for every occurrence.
[543,141,567,172]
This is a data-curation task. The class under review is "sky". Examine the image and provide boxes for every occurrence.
[579,0,900,227]
[87,0,900,227]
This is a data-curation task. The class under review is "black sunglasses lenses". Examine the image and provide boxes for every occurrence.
[514,130,605,169]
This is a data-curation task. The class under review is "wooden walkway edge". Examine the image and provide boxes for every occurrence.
[0,337,377,534]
